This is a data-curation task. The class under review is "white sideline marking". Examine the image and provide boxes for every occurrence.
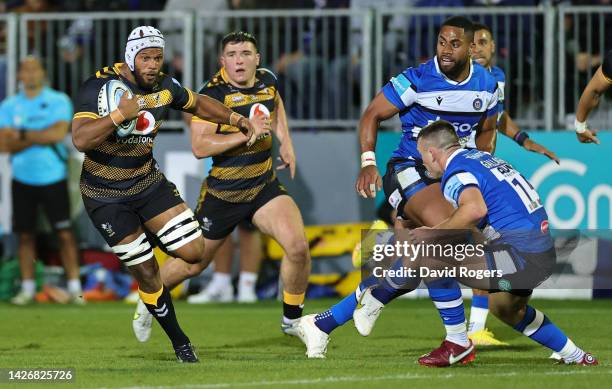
[113,369,612,389]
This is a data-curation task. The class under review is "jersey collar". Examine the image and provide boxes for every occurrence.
[445,147,465,170]
[434,56,474,86]
[220,67,230,84]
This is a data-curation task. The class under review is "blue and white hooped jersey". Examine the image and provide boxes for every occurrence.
[441,148,553,252]
[489,65,506,118]
[382,57,499,161]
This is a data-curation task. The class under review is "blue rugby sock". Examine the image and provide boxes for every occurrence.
[427,278,469,346]
[314,293,358,334]
[513,305,584,362]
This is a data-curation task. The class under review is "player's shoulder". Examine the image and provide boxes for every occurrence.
[256,67,278,86]
[158,73,187,91]
[450,149,485,172]
[442,150,483,186]
[389,64,423,94]
[198,69,226,94]
[472,62,498,92]
[93,63,122,80]
[404,59,443,90]
[80,67,116,91]
[407,60,433,80]
[490,65,506,82]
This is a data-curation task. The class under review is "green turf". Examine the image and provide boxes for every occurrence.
[0,298,610,389]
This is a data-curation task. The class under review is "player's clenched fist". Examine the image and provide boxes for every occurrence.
[118,93,140,120]
[356,164,382,199]
[246,114,271,147]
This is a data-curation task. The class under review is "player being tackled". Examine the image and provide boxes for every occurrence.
[299,16,500,362]
[354,120,598,367]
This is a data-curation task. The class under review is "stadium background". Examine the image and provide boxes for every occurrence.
[0,0,610,302]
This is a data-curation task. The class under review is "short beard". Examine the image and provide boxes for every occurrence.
[443,57,469,81]
[133,69,159,91]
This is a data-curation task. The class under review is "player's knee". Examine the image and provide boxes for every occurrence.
[184,260,207,278]
[490,297,525,325]
[284,235,309,263]
[177,241,206,264]
[136,260,160,282]
[156,208,202,261]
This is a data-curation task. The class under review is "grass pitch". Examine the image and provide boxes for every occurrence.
[1,298,611,389]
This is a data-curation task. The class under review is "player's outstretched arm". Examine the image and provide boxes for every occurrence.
[435,187,488,230]
[575,66,609,144]
[190,116,253,159]
[272,95,296,179]
[72,93,139,152]
[499,112,559,164]
[189,94,270,144]
[356,92,399,198]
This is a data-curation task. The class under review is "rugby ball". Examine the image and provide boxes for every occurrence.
[98,79,137,137]
[249,103,270,119]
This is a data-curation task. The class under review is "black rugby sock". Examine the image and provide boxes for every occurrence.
[140,286,190,348]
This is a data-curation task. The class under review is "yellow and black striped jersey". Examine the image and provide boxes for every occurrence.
[194,67,278,203]
[73,63,196,202]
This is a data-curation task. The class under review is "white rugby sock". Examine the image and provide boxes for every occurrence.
[21,279,36,297]
[468,307,489,334]
[67,278,82,295]
[557,338,585,363]
[209,272,232,290]
[445,322,470,348]
[238,271,257,293]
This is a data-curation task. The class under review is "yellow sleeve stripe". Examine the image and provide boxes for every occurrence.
[74,112,101,120]
[182,88,196,110]
[603,72,612,84]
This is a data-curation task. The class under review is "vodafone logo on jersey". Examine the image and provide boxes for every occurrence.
[249,103,270,119]
[133,111,156,135]
[540,220,549,234]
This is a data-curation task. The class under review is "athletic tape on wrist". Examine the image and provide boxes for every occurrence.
[575,119,587,134]
[361,151,377,168]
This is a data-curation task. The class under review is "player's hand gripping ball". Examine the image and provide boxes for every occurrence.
[247,103,272,146]
[98,79,138,137]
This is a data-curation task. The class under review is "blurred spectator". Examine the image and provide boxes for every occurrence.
[8,0,55,60]
[7,0,55,12]
[0,56,82,305]
[264,0,350,121]
[57,0,167,11]
[328,0,415,121]
[160,0,229,86]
